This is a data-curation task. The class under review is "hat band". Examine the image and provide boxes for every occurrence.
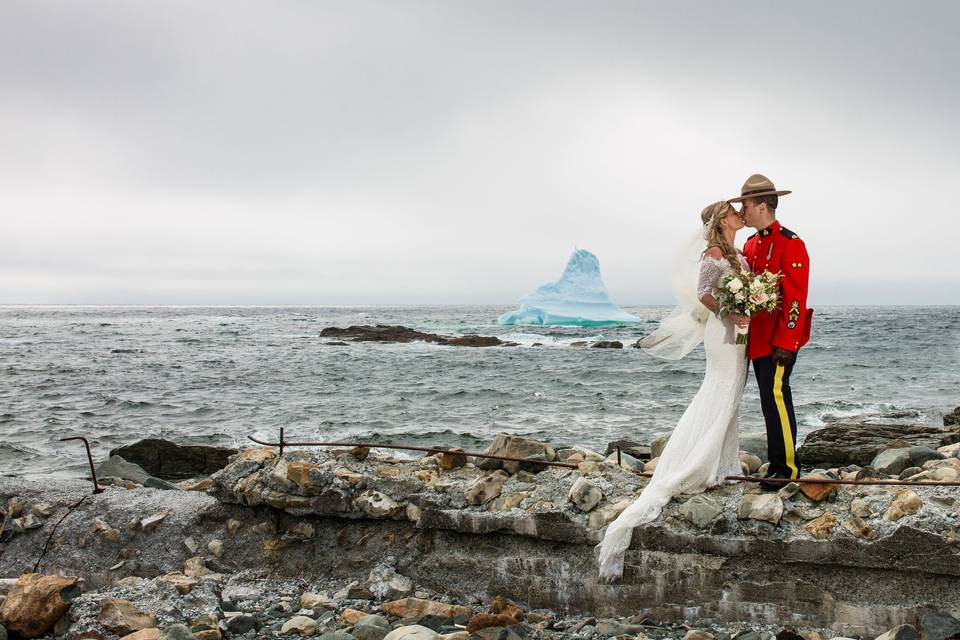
[741,187,777,197]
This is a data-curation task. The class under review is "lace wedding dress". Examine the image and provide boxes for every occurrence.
[596,254,749,581]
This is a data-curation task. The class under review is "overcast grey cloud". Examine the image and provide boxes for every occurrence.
[1,1,957,304]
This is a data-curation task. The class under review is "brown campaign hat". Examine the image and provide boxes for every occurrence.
[728,174,792,203]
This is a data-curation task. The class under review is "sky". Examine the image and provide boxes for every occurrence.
[1,1,958,305]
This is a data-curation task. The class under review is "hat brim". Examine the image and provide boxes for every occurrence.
[728,190,792,203]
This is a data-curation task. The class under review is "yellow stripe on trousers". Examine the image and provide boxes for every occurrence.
[773,364,798,479]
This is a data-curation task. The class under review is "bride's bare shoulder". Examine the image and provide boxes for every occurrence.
[703,246,724,260]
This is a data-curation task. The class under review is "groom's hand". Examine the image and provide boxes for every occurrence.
[772,347,795,367]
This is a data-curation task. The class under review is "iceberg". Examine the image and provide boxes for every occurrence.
[499,249,640,326]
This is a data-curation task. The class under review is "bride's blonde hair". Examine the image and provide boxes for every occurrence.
[700,201,742,272]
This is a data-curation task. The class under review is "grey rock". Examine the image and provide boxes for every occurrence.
[733,632,760,640]
[604,451,643,472]
[604,440,651,460]
[590,341,623,349]
[159,624,198,640]
[899,466,924,480]
[353,615,390,631]
[908,446,946,467]
[110,438,237,480]
[226,615,259,634]
[920,611,960,640]
[96,455,180,490]
[568,478,602,512]
[870,448,912,475]
[0,622,7,640]
[737,493,783,525]
[318,632,360,640]
[778,482,801,500]
[875,625,920,640]
[678,495,723,528]
[211,459,263,493]
[944,406,960,427]
[650,432,673,459]
[352,625,389,640]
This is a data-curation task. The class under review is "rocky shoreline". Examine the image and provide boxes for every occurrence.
[2,414,960,640]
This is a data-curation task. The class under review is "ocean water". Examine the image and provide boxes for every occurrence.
[1,305,958,481]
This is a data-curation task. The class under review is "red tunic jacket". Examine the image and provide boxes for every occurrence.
[742,220,813,360]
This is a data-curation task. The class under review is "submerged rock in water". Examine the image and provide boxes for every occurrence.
[320,325,447,343]
[498,249,639,326]
[318,326,512,347]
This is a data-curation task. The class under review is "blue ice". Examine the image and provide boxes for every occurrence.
[499,249,640,326]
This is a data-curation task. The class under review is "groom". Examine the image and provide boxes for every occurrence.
[730,174,813,491]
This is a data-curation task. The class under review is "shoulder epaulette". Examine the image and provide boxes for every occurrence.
[779,226,799,240]
[746,232,758,240]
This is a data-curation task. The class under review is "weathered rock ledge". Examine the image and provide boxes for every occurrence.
[3,434,960,638]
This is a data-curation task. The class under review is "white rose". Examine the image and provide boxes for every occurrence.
[726,278,744,292]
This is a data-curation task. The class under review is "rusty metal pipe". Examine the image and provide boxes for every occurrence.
[59,437,103,494]
[246,434,579,469]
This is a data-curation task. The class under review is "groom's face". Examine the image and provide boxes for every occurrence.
[741,198,762,228]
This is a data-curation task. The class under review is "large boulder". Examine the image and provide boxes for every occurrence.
[798,423,960,466]
[480,434,556,472]
[95,456,180,490]
[919,611,960,640]
[0,574,80,639]
[110,439,237,480]
[875,625,920,640]
[871,448,912,475]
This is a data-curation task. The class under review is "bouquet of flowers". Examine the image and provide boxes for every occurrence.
[715,270,782,343]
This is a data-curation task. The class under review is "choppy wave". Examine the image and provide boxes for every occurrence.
[0,304,957,480]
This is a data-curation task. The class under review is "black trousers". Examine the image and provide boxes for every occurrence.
[752,352,800,479]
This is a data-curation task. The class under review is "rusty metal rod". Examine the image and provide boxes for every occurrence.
[246,434,579,469]
[59,437,104,494]
[247,436,958,485]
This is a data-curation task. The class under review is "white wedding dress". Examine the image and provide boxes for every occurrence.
[596,254,749,581]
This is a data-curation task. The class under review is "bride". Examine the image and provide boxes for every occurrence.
[596,200,751,581]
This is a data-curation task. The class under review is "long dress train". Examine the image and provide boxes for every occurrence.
[596,255,748,581]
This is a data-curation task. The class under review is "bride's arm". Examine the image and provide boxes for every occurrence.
[698,251,749,327]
